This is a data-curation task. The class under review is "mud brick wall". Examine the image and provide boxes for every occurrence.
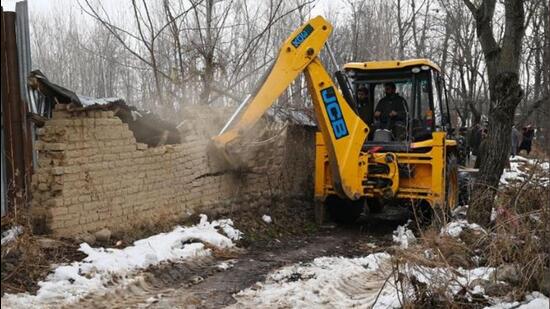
[31,105,315,237]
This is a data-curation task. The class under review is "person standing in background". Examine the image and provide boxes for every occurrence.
[510,124,522,157]
[469,123,482,157]
[518,125,535,155]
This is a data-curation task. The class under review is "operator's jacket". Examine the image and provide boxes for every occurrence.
[375,93,407,125]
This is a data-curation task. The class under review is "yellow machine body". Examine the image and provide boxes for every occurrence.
[315,131,457,209]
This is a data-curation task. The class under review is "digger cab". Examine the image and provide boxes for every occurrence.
[344,59,453,147]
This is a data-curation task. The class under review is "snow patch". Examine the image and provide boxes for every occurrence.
[484,291,549,309]
[1,215,241,308]
[232,251,499,308]
[214,218,242,241]
[452,205,469,218]
[392,222,416,249]
[231,253,394,308]
[500,156,549,185]
[440,219,486,238]
[262,215,272,224]
[217,259,236,270]
[1,225,23,246]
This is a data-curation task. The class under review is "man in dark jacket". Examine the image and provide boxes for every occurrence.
[373,82,407,139]
[519,125,535,155]
[468,123,482,157]
[474,128,488,168]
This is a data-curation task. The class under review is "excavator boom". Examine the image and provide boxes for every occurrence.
[211,16,369,200]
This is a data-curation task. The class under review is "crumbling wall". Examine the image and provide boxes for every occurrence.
[31,104,315,237]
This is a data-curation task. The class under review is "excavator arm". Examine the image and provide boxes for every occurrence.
[211,16,369,200]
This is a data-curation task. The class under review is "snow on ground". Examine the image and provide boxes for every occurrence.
[405,263,495,296]
[230,252,395,308]
[217,260,236,270]
[230,248,502,308]
[262,215,272,224]
[440,219,486,238]
[500,156,549,185]
[215,217,243,241]
[231,221,498,309]
[1,215,241,309]
[1,225,23,246]
[452,205,469,218]
[484,292,549,309]
[392,221,415,249]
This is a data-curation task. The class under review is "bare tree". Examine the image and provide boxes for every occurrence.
[463,0,525,227]
[30,0,545,146]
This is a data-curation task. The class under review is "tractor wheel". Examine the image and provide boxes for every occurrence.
[325,195,363,224]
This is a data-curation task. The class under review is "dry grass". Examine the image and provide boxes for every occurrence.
[1,209,85,296]
[390,159,550,307]
[485,182,549,295]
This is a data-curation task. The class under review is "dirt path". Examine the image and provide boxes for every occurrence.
[72,226,394,309]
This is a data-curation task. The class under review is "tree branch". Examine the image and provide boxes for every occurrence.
[516,97,549,126]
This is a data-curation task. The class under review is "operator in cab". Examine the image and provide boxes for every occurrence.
[373,82,407,140]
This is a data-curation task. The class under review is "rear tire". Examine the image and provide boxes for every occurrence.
[325,195,363,224]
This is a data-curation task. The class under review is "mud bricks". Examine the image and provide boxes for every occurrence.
[31,105,315,237]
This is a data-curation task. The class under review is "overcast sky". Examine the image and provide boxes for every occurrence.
[1,0,341,15]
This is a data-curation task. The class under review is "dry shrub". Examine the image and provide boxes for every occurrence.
[395,183,548,306]
[391,247,488,309]
[485,182,549,295]
[419,229,476,268]
[1,209,85,296]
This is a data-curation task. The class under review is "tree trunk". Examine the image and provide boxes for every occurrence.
[201,0,215,104]
[464,0,525,227]
[468,72,522,226]
[543,3,550,153]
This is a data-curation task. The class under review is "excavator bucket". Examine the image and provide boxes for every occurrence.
[207,133,260,174]
[206,141,232,173]
[206,140,246,173]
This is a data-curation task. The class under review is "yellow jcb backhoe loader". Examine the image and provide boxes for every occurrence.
[210,16,460,224]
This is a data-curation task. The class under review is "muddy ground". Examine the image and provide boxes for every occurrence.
[70,221,400,309]
[2,196,408,308]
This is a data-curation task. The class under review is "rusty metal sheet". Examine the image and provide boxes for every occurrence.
[1,6,5,216]
[1,9,33,213]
